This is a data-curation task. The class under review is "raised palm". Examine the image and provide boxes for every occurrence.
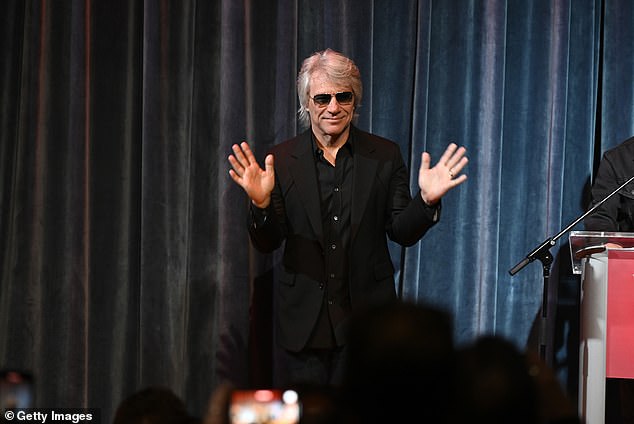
[228,142,275,208]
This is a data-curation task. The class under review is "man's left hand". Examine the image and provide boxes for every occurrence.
[418,142,468,205]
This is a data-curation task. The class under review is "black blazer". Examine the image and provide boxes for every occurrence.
[585,136,634,232]
[249,126,440,351]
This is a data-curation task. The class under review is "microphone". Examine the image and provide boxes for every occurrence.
[508,174,634,275]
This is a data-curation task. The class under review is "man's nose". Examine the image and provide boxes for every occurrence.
[326,97,342,111]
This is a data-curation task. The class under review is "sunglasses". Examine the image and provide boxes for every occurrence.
[311,91,354,107]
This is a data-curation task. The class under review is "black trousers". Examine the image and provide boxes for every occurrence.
[274,345,347,388]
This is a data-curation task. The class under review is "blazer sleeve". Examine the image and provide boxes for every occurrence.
[584,148,634,232]
[247,200,285,253]
[385,145,441,246]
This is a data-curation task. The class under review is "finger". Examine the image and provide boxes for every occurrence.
[240,141,259,165]
[420,152,431,171]
[437,143,458,166]
[264,154,275,174]
[228,168,242,184]
[449,156,469,175]
[446,146,467,169]
[231,143,249,167]
[450,174,467,186]
[228,155,243,174]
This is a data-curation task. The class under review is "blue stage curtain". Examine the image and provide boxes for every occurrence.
[2,0,627,420]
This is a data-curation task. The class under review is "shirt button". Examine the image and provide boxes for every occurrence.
[334,187,339,192]
[333,215,339,222]
[319,283,324,290]
[328,299,334,305]
[331,244,336,250]
[329,273,335,279]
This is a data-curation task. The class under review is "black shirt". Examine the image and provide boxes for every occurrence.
[306,134,354,349]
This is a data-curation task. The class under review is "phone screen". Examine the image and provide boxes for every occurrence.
[228,389,300,424]
[0,370,34,411]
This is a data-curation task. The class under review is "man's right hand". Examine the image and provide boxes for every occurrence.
[228,142,275,208]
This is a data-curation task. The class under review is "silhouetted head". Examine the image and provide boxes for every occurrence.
[113,386,194,424]
[342,300,455,424]
[453,335,539,424]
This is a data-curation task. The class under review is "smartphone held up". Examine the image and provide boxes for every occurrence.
[229,389,300,424]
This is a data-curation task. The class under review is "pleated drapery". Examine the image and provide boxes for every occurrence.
[3,0,632,420]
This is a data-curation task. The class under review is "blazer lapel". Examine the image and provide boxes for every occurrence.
[351,129,378,242]
[288,132,324,246]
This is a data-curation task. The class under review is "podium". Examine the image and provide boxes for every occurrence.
[569,231,634,424]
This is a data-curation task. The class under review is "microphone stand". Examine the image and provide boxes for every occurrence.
[509,174,634,364]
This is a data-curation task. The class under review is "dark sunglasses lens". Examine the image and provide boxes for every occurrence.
[335,92,353,103]
[313,94,332,105]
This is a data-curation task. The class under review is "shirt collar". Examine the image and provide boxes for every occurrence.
[311,130,354,160]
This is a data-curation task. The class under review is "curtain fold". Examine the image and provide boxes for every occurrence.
[82,0,144,412]
[0,0,622,420]
[601,0,634,152]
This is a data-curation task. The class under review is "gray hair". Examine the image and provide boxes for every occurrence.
[296,48,363,128]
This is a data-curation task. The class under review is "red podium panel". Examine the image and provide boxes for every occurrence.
[607,249,634,378]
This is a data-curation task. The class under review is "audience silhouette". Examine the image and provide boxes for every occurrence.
[115,302,581,424]
[340,300,455,423]
[453,335,539,423]
[113,386,198,424]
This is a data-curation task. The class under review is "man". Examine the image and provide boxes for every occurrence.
[228,48,468,387]
[584,135,634,231]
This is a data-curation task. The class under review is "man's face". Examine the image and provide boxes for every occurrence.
[307,71,355,140]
